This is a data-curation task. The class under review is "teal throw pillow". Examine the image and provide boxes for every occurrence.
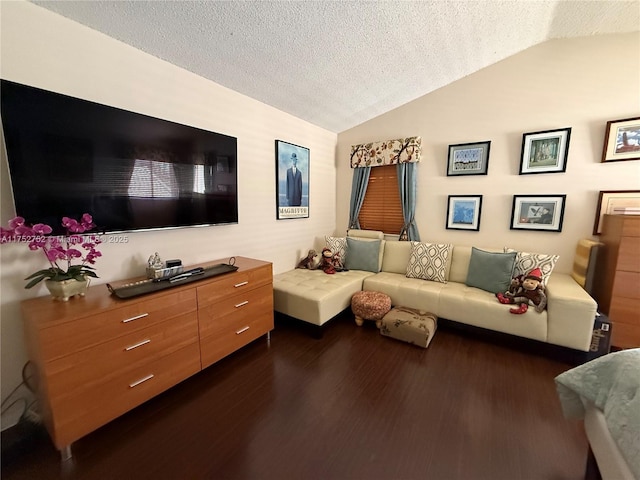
[345,238,381,273]
[465,247,517,294]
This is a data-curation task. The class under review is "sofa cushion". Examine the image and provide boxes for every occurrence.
[273,269,376,326]
[381,240,412,274]
[363,272,444,313]
[465,247,517,294]
[569,239,602,295]
[346,229,384,240]
[345,237,382,272]
[438,281,548,342]
[504,248,559,285]
[406,242,453,283]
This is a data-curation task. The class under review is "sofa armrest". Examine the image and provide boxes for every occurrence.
[545,273,597,351]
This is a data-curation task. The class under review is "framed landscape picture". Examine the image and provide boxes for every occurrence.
[593,190,640,234]
[447,141,491,176]
[601,117,640,162]
[446,195,483,231]
[275,140,309,220]
[519,128,571,174]
[510,195,566,232]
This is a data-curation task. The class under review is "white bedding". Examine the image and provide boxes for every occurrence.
[584,401,635,480]
[555,349,640,480]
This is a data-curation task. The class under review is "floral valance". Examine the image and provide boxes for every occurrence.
[350,136,421,168]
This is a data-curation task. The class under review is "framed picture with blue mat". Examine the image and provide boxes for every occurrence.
[446,195,483,231]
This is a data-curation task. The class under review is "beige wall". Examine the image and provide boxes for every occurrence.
[1,2,638,403]
[0,2,337,396]
[337,32,640,273]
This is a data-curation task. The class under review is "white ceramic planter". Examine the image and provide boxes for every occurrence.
[45,277,88,301]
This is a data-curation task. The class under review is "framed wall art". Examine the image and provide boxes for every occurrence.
[446,195,483,231]
[275,140,309,219]
[510,195,566,232]
[593,190,640,234]
[519,127,571,174]
[447,141,491,176]
[601,117,640,162]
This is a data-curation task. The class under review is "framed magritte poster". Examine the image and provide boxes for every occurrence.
[275,140,309,220]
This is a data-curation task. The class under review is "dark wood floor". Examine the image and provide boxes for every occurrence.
[2,312,588,480]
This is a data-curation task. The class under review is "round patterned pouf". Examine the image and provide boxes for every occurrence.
[351,291,392,328]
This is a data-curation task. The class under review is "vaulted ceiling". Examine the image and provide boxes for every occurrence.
[31,1,640,133]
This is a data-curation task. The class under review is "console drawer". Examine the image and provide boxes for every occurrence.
[200,310,273,368]
[45,312,199,397]
[197,264,272,307]
[38,289,197,361]
[198,284,273,339]
[49,342,201,449]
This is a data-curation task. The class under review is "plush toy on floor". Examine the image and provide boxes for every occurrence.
[297,249,320,270]
[496,268,547,314]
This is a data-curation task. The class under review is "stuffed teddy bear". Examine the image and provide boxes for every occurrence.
[296,249,320,270]
[496,267,547,314]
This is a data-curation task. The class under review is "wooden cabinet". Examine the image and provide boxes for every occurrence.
[21,257,273,454]
[593,215,640,349]
[197,260,273,368]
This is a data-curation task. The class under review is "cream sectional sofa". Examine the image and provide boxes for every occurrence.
[273,230,597,352]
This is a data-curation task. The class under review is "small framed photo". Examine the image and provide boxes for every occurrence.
[519,128,571,174]
[275,140,309,220]
[446,195,483,231]
[510,195,566,232]
[447,141,491,176]
[593,190,640,234]
[601,117,640,162]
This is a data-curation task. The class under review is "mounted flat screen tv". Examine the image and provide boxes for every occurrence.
[1,79,238,235]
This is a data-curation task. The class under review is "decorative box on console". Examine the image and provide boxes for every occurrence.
[586,313,612,361]
[146,265,184,280]
[146,255,183,280]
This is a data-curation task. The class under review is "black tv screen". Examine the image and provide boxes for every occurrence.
[1,80,238,235]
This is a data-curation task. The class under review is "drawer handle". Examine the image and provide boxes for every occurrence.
[125,339,151,351]
[129,374,154,388]
[235,300,249,308]
[236,326,250,335]
[234,281,249,288]
[122,313,149,323]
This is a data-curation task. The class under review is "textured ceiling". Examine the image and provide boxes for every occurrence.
[31,1,640,133]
